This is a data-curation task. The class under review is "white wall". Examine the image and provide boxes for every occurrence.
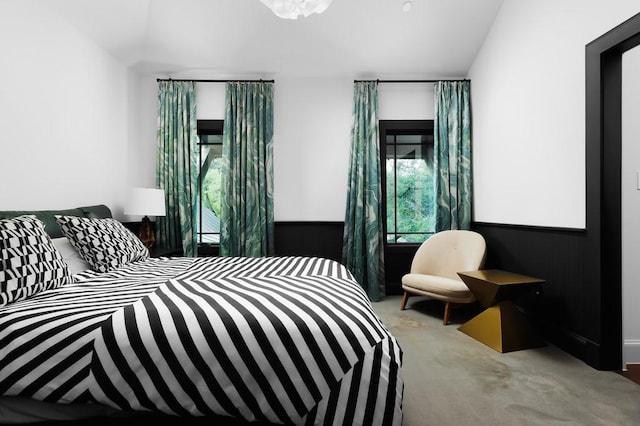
[0,0,131,219]
[273,80,434,221]
[469,0,640,368]
[272,77,353,221]
[622,46,640,366]
[136,77,435,222]
[468,0,640,228]
[15,0,638,229]
[126,74,159,193]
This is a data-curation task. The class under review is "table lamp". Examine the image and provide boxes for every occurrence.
[124,187,166,248]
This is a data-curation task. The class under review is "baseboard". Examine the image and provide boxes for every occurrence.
[623,339,640,365]
[529,315,603,369]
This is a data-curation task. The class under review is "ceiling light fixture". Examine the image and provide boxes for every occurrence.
[260,0,333,19]
[402,1,412,12]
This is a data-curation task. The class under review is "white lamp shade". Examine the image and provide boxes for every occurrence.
[125,187,166,217]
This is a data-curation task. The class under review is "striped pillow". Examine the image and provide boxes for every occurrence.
[0,215,71,306]
[56,216,149,273]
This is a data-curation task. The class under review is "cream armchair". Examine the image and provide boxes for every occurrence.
[400,230,486,325]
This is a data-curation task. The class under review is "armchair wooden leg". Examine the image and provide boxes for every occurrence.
[400,291,409,310]
[443,301,451,325]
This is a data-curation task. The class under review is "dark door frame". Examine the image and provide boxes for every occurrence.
[586,12,640,370]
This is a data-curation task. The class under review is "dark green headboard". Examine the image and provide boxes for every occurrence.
[0,205,112,238]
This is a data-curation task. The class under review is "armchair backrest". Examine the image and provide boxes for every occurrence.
[410,230,486,280]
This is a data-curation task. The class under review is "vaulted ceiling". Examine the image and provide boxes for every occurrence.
[38,0,504,78]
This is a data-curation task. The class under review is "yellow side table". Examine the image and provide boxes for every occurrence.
[457,269,546,353]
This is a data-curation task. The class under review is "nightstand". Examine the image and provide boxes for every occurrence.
[457,269,546,353]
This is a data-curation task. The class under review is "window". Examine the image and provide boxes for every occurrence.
[196,120,223,245]
[380,120,435,244]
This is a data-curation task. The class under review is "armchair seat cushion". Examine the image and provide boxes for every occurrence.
[402,273,476,304]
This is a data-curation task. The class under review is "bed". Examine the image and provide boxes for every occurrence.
[0,206,403,425]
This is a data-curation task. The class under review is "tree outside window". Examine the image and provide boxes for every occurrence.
[196,120,223,245]
[381,120,435,244]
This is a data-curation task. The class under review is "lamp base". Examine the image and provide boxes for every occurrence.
[138,216,155,248]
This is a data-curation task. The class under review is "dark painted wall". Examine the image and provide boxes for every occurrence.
[191,219,605,369]
[470,223,602,368]
[273,222,344,262]
[272,221,417,296]
[270,220,608,369]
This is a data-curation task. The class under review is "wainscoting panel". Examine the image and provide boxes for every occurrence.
[274,221,416,297]
[385,244,420,296]
[471,222,602,368]
[273,222,344,262]
[206,220,604,369]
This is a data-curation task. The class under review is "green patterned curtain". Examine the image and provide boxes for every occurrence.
[342,81,385,302]
[219,82,274,257]
[434,80,472,231]
[156,81,199,257]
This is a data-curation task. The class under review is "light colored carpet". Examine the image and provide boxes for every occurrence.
[372,295,640,426]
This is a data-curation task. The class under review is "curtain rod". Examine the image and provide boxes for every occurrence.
[156,78,275,83]
[353,79,469,83]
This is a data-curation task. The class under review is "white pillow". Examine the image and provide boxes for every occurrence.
[52,237,91,275]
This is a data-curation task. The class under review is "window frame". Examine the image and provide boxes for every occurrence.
[379,119,435,247]
[196,119,224,247]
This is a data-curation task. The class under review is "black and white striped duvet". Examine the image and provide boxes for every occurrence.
[0,256,403,425]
